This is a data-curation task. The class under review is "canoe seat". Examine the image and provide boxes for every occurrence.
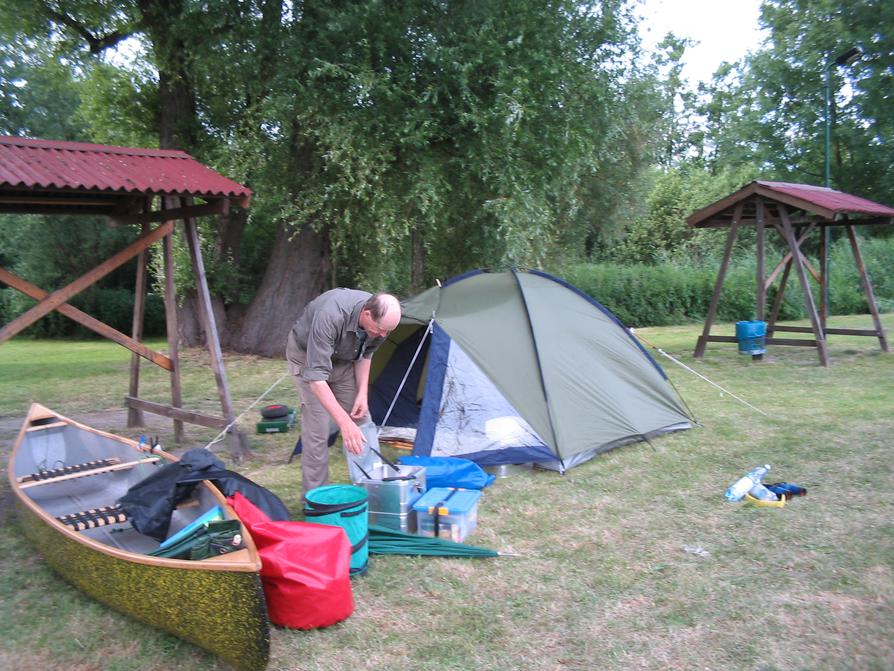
[18,456,161,489]
[57,504,129,532]
[19,458,122,484]
[58,497,202,532]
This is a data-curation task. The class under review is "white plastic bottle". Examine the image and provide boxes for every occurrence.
[724,464,771,501]
[748,481,779,501]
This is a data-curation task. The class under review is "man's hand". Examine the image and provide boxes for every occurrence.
[350,395,368,420]
[339,420,366,455]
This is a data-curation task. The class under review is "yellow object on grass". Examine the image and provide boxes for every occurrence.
[744,493,786,508]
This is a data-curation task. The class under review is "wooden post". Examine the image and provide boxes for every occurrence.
[694,202,742,358]
[818,222,828,329]
[845,225,889,352]
[779,207,828,366]
[755,198,766,322]
[127,219,150,428]
[0,268,172,369]
[181,200,249,459]
[767,259,791,337]
[162,198,184,442]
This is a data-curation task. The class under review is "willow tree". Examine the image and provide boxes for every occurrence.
[2,0,655,355]
[695,0,894,204]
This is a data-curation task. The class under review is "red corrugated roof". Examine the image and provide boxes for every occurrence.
[0,136,251,204]
[755,181,894,216]
[688,180,894,227]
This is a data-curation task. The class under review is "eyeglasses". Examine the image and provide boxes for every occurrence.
[364,321,392,339]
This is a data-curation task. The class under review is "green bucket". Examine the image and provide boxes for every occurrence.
[304,484,369,575]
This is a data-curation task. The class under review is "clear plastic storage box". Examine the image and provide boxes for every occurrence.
[412,487,482,542]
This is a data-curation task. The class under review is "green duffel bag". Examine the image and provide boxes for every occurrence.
[150,519,244,560]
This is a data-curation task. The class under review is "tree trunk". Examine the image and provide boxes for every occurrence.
[410,228,426,292]
[137,0,200,151]
[226,223,330,357]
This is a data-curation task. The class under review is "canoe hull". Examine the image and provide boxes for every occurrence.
[9,405,270,671]
[15,497,269,670]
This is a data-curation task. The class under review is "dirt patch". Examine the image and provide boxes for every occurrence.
[0,409,199,447]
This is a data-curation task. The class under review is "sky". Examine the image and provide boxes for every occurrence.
[637,0,768,86]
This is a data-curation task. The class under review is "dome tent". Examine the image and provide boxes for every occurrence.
[368,269,692,472]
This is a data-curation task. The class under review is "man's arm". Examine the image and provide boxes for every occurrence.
[350,357,371,420]
[307,380,366,455]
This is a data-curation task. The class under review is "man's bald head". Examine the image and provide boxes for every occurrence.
[360,293,402,337]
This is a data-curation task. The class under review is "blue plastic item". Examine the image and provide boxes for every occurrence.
[766,482,807,497]
[397,456,496,491]
[735,320,767,355]
[158,505,223,550]
[412,488,483,542]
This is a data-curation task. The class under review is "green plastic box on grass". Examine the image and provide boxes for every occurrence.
[256,409,297,434]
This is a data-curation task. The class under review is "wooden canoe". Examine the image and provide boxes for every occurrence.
[8,403,270,671]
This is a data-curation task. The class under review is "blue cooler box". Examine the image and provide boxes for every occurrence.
[412,488,481,542]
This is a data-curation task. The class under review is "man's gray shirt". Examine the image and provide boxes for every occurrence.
[290,288,384,382]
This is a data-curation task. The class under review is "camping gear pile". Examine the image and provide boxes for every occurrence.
[356,461,426,533]
[413,487,482,542]
[11,270,702,668]
[304,484,371,575]
[725,463,808,508]
[230,492,354,629]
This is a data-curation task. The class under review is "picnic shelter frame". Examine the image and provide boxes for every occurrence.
[0,136,251,456]
[688,180,892,366]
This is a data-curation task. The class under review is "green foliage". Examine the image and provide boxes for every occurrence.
[557,241,894,328]
[0,287,166,338]
[245,0,659,286]
[0,214,166,338]
[602,164,760,265]
[76,58,159,148]
[0,214,138,288]
[0,36,87,138]
[694,0,894,204]
[828,233,894,314]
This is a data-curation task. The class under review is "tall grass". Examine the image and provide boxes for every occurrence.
[1,315,892,670]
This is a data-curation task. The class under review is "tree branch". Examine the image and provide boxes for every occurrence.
[43,7,137,54]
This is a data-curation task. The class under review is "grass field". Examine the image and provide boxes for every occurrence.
[1,315,892,671]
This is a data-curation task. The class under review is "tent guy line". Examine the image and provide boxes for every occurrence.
[204,373,291,450]
[630,329,770,417]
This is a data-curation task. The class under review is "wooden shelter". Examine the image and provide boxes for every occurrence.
[689,180,892,366]
[0,136,252,455]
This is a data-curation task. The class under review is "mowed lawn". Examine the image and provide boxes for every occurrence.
[0,314,892,671]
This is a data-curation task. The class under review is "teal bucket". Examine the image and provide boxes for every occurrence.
[304,484,369,575]
[735,320,767,355]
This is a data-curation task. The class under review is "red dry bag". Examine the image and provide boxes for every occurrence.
[229,492,354,629]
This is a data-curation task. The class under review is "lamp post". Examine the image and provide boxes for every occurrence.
[824,46,861,188]
[821,45,861,322]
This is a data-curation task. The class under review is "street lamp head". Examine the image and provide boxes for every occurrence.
[834,46,862,66]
